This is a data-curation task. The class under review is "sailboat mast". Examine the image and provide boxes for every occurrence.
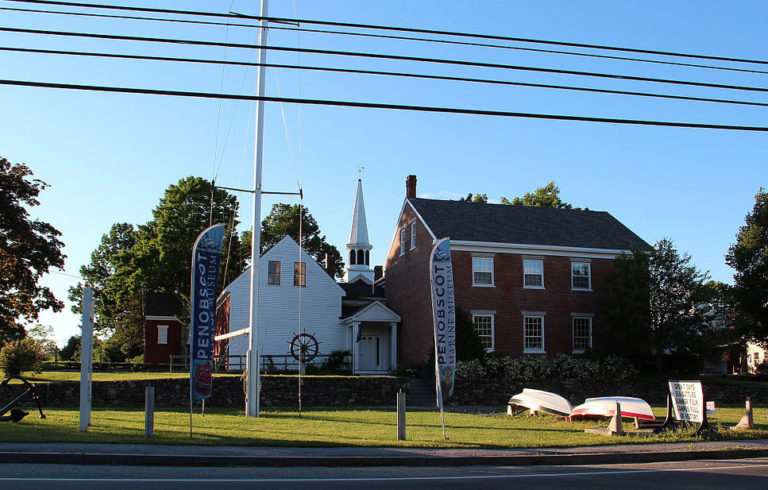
[246,0,269,418]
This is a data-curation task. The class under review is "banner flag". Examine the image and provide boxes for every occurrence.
[190,223,226,404]
[430,237,456,401]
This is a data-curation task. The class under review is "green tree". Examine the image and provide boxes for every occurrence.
[458,193,488,203]
[260,203,344,278]
[26,323,57,358]
[69,177,245,358]
[0,158,65,343]
[501,181,573,209]
[455,307,486,361]
[726,188,768,346]
[600,239,713,370]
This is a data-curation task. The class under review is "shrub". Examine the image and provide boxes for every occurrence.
[0,338,45,377]
[455,354,637,383]
[320,350,351,374]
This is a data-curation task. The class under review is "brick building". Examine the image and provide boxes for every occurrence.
[385,175,650,363]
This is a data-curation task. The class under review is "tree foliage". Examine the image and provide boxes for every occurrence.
[501,181,573,209]
[458,193,488,203]
[600,239,714,370]
[69,177,245,360]
[260,203,344,278]
[455,307,486,361]
[0,158,65,343]
[726,188,768,346]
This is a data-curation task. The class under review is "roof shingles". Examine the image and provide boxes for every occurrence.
[409,198,650,251]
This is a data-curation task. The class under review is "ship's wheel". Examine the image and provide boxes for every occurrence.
[289,333,320,362]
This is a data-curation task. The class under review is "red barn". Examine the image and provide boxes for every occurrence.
[144,292,185,365]
[385,175,650,363]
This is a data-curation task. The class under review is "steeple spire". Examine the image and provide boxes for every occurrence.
[344,177,374,284]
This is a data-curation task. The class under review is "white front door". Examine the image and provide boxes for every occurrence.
[359,335,380,371]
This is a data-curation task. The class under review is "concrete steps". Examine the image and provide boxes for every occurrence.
[407,378,438,407]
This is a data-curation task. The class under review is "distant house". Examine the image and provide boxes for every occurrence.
[384,175,650,364]
[214,236,347,370]
[215,179,400,374]
[144,292,184,364]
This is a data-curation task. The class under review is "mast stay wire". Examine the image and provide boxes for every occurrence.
[4,5,768,77]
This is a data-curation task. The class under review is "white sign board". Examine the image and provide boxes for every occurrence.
[668,380,705,423]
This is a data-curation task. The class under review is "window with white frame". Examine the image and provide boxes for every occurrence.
[472,256,494,286]
[571,261,591,290]
[293,262,306,287]
[409,221,416,250]
[523,259,544,288]
[572,316,592,353]
[399,226,407,256]
[523,315,545,353]
[267,260,281,285]
[157,325,168,345]
[472,312,494,351]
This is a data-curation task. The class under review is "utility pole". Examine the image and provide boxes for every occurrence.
[246,0,269,418]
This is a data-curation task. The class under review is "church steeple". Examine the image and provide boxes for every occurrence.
[344,178,374,284]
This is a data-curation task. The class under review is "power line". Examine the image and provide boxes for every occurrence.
[1,78,766,132]
[7,0,768,67]
[5,5,768,77]
[5,26,768,95]
[4,45,768,109]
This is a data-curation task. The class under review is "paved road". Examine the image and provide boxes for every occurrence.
[2,457,768,489]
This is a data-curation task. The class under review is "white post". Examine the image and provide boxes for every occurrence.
[390,322,398,371]
[79,287,94,432]
[246,0,269,418]
[352,323,361,373]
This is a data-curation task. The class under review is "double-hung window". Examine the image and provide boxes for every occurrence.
[523,314,545,353]
[157,325,168,345]
[293,262,306,287]
[472,312,495,351]
[267,260,281,285]
[472,256,494,286]
[409,221,416,250]
[572,316,592,353]
[571,261,591,290]
[399,226,407,256]
[523,259,544,288]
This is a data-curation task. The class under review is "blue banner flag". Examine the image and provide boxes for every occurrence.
[190,224,226,404]
[430,237,456,401]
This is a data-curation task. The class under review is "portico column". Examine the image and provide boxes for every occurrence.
[390,322,398,370]
[352,322,361,373]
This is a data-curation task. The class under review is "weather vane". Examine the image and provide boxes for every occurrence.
[358,165,365,180]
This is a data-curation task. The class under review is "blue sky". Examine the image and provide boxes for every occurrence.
[1,0,766,345]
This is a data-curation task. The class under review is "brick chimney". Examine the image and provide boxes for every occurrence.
[406,175,417,199]
[374,265,383,282]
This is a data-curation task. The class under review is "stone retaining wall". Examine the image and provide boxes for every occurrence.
[3,375,764,409]
[4,376,409,409]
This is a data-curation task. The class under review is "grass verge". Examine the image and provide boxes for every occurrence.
[2,406,766,448]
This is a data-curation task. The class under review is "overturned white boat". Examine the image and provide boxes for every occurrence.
[507,388,573,417]
[570,396,655,421]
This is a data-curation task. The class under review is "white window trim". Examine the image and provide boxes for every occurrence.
[472,255,495,287]
[523,259,545,289]
[571,315,593,354]
[571,261,592,291]
[267,260,281,286]
[409,221,416,250]
[471,311,495,352]
[522,314,546,354]
[157,325,169,345]
[399,226,407,256]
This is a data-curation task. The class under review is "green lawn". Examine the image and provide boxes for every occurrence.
[2,406,766,448]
